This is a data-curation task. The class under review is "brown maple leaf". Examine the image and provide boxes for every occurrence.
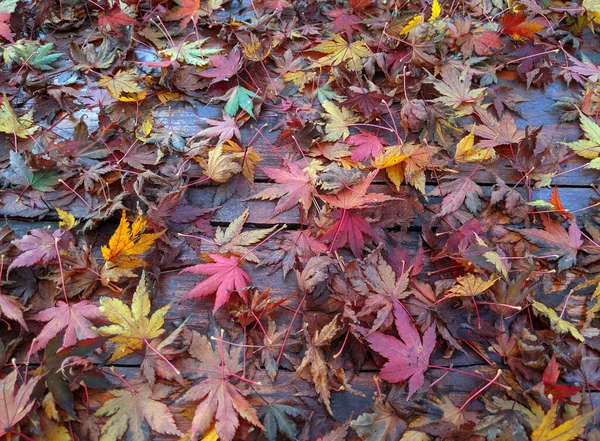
[474,107,526,148]
[295,314,341,415]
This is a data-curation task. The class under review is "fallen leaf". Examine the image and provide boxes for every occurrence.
[96,273,171,361]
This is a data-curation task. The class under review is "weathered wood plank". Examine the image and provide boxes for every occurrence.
[3,183,598,225]
[87,366,600,441]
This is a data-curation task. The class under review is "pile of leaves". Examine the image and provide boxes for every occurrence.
[2,0,600,440]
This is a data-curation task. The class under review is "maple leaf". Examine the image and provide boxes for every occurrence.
[569,112,600,160]
[98,70,146,102]
[342,89,388,118]
[430,66,486,116]
[0,96,38,138]
[531,301,584,342]
[101,211,164,280]
[181,254,250,312]
[0,13,13,42]
[319,172,392,256]
[196,113,241,144]
[221,139,263,183]
[8,228,62,271]
[347,130,387,161]
[30,300,103,352]
[212,208,277,262]
[500,12,545,40]
[260,403,300,441]
[200,49,242,84]
[0,294,26,329]
[3,40,61,70]
[168,0,224,28]
[321,100,360,141]
[0,371,42,437]
[366,297,436,399]
[542,356,582,404]
[98,3,136,30]
[177,330,263,441]
[454,128,497,164]
[4,151,58,192]
[96,381,182,441]
[251,162,317,217]
[446,273,499,298]
[351,396,407,441]
[197,144,242,184]
[327,8,361,37]
[531,402,592,441]
[310,34,370,70]
[429,176,483,218]
[160,39,221,67]
[296,315,341,414]
[223,85,257,118]
[474,107,526,148]
[519,216,583,271]
[96,274,170,361]
[238,32,272,62]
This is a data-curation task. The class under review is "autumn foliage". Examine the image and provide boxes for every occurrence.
[2,0,600,440]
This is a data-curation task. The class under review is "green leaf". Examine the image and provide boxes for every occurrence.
[259,404,300,441]
[5,151,58,192]
[159,39,221,66]
[224,86,256,118]
[315,82,343,104]
[29,169,59,192]
[3,40,61,70]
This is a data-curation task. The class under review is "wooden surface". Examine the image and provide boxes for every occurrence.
[3,75,600,439]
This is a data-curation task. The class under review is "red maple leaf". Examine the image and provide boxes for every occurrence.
[319,172,392,256]
[321,209,378,257]
[199,49,242,84]
[346,130,387,161]
[366,297,436,399]
[0,371,42,437]
[0,294,26,329]
[499,12,545,40]
[549,187,574,220]
[98,4,136,29]
[543,356,581,403]
[251,162,317,217]
[0,13,14,42]
[180,254,250,312]
[30,300,104,352]
[520,216,583,272]
[342,90,388,119]
[326,8,361,37]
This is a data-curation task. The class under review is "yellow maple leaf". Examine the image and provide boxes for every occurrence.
[222,139,263,183]
[0,95,38,138]
[96,273,170,362]
[55,207,78,230]
[455,128,497,164]
[531,402,592,441]
[373,146,411,190]
[197,143,242,183]
[584,0,600,24]
[430,0,441,21]
[283,70,316,92]
[321,100,359,142]
[531,301,584,342]
[101,211,164,280]
[446,273,499,298]
[98,70,147,102]
[310,34,370,70]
